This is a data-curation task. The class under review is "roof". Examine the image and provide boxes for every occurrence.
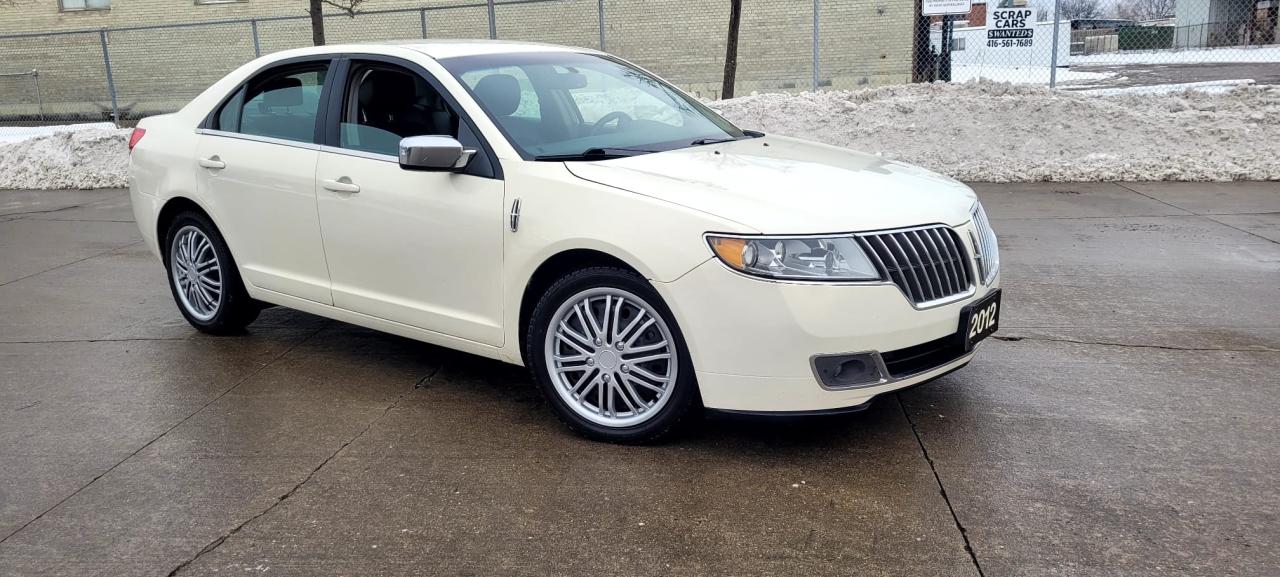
[384,39,598,60]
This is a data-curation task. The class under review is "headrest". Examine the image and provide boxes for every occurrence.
[261,76,303,108]
[473,74,521,117]
[359,70,417,111]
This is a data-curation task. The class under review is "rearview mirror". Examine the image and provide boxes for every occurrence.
[398,136,476,171]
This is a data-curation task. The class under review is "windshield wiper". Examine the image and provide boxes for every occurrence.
[689,132,763,147]
[689,137,738,146]
[533,147,657,162]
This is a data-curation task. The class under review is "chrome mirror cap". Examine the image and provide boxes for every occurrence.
[398,135,476,171]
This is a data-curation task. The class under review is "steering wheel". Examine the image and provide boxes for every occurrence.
[591,111,634,135]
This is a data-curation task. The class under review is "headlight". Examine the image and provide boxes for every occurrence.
[706,235,882,281]
[970,202,999,284]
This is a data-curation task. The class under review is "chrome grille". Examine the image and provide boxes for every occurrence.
[856,226,973,305]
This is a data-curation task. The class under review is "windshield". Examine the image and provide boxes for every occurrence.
[439,52,746,160]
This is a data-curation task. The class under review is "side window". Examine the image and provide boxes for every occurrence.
[460,66,540,120]
[223,64,328,143]
[339,64,461,157]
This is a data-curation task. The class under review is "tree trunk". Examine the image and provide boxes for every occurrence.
[721,0,742,100]
[309,0,326,46]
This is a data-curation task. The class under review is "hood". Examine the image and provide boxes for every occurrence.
[564,135,976,234]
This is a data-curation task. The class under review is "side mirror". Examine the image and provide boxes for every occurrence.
[398,136,476,171]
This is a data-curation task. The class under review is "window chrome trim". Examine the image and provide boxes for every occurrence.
[318,145,397,163]
[195,128,322,151]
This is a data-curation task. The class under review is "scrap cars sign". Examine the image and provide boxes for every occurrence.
[987,0,1035,51]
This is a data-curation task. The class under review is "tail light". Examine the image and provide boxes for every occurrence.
[128,128,146,151]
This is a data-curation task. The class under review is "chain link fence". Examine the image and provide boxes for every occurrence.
[1,0,1278,137]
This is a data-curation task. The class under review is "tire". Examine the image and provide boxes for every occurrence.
[525,266,699,444]
[163,211,259,335]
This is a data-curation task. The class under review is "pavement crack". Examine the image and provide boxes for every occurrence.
[897,394,985,577]
[0,326,322,547]
[0,204,87,218]
[0,240,142,288]
[0,337,195,344]
[993,335,1279,353]
[165,363,440,576]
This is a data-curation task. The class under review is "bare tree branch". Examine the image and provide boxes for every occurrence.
[319,0,363,17]
[307,0,364,46]
[1116,0,1175,22]
[1059,0,1104,21]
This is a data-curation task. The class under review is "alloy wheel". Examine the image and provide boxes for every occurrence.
[170,225,223,322]
[544,287,678,428]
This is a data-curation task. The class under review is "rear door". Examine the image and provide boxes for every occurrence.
[194,59,334,304]
[314,56,505,345]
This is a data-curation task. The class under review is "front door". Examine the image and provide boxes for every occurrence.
[315,59,505,346]
[195,60,333,305]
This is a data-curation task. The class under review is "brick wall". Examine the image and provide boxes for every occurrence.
[0,0,915,120]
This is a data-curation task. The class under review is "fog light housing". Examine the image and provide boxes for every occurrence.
[812,353,886,389]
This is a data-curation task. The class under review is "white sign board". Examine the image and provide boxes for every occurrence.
[922,0,972,16]
[986,1,1035,52]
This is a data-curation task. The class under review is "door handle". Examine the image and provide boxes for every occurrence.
[198,157,225,170]
[321,178,361,194]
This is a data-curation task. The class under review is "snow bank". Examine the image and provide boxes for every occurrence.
[0,127,130,190]
[712,81,1280,182]
[0,123,117,144]
[1072,46,1280,66]
[2,82,1279,189]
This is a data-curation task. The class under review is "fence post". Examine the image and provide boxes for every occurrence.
[98,29,120,126]
[1049,0,1061,89]
[812,0,820,91]
[33,70,45,122]
[487,0,497,40]
[420,8,428,39]
[597,0,605,51]
[250,19,261,58]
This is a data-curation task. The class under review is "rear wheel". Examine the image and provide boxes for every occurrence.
[526,267,698,443]
[164,211,258,334]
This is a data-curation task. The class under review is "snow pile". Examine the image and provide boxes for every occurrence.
[713,81,1280,182]
[0,122,117,144]
[1072,46,1280,66]
[0,127,130,190]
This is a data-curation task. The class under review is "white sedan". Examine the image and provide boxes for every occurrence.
[128,41,1000,443]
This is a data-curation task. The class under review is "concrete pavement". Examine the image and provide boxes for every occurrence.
[0,183,1276,576]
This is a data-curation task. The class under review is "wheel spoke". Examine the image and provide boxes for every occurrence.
[196,275,221,290]
[614,309,648,345]
[622,352,670,365]
[572,303,599,341]
[623,340,666,355]
[195,258,218,273]
[583,299,606,341]
[575,373,601,400]
[595,375,606,414]
[555,333,594,357]
[623,318,656,348]
[614,375,640,413]
[610,296,627,343]
[557,321,593,351]
[623,373,664,395]
[628,364,670,384]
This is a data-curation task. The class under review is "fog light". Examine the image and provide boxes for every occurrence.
[812,353,886,389]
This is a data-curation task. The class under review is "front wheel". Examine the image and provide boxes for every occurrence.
[526,267,699,444]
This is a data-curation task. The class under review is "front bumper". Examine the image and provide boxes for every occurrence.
[654,257,1000,413]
